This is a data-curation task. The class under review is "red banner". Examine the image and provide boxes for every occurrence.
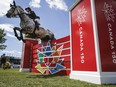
[71,0,97,71]
[95,0,116,72]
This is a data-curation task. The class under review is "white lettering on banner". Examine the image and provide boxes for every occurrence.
[79,27,84,51]
[112,52,116,63]
[77,5,87,64]
[108,23,116,63]
[108,23,115,50]
[80,53,84,63]
[79,27,84,63]
[113,59,116,63]
[102,2,116,64]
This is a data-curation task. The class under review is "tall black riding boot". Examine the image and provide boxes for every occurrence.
[35,21,40,28]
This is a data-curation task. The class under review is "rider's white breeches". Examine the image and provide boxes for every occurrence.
[35,18,40,23]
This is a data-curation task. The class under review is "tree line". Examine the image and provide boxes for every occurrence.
[0,29,6,50]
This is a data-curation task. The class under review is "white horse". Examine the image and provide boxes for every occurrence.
[6,1,55,43]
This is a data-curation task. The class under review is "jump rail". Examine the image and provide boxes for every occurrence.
[20,36,71,75]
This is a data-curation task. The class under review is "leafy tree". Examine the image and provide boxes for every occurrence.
[0,29,7,50]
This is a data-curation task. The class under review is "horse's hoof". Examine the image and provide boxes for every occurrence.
[22,40,26,43]
[17,37,21,40]
[45,35,50,40]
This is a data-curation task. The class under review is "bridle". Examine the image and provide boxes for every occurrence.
[8,5,25,18]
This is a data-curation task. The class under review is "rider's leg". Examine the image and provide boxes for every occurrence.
[32,18,40,37]
[35,18,40,28]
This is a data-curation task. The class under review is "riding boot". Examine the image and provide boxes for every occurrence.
[35,21,40,29]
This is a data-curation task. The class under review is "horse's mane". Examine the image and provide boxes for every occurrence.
[17,5,24,11]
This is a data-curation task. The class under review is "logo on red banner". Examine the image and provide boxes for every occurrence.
[102,2,116,64]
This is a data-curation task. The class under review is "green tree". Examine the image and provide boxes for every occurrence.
[0,29,7,50]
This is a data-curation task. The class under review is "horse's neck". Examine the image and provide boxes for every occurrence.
[19,13,35,29]
[19,13,30,23]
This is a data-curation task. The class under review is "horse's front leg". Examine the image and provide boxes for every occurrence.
[20,29,25,43]
[13,27,21,40]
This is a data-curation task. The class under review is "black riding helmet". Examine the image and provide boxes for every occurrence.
[25,7,31,11]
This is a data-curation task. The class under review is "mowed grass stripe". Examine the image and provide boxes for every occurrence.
[0,69,116,87]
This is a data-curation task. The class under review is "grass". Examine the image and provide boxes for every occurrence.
[0,68,116,87]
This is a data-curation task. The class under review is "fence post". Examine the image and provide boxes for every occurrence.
[20,38,38,72]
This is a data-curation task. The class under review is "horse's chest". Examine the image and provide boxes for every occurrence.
[20,21,34,29]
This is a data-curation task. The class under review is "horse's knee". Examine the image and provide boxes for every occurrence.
[14,27,20,29]
[41,35,50,42]
[13,27,17,31]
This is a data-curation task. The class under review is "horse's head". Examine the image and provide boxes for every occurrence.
[6,1,24,18]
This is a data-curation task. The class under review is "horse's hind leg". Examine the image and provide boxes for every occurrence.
[51,34,56,40]
[13,27,21,40]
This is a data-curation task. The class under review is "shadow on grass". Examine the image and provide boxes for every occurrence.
[27,74,66,79]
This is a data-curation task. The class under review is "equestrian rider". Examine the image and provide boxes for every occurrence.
[25,7,40,29]
[1,54,6,69]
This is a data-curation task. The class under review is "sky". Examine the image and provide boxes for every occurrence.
[0,0,74,57]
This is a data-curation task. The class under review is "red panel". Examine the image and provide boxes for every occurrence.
[61,50,70,55]
[62,56,70,61]
[50,64,57,67]
[31,68,40,73]
[95,0,116,72]
[44,58,47,63]
[56,70,70,76]
[33,54,38,58]
[40,63,46,67]
[37,44,42,49]
[63,42,70,48]
[33,45,38,49]
[33,50,37,54]
[71,0,97,71]
[20,39,38,68]
[33,44,42,49]
[56,42,70,49]
[62,62,70,68]
[31,63,37,68]
[31,59,37,64]
[51,36,70,44]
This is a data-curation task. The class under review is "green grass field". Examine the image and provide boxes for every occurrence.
[0,68,116,87]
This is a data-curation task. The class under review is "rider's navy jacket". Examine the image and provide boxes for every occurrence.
[27,11,40,20]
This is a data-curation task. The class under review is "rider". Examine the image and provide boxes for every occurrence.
[25,7,40,29]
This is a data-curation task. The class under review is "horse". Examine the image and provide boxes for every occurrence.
[6,1,55,43]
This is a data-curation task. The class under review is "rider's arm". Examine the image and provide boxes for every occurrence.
[30,11,37,19]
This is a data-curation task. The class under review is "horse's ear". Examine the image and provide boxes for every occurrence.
[10,4,13,7]
[13,1,16,7]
